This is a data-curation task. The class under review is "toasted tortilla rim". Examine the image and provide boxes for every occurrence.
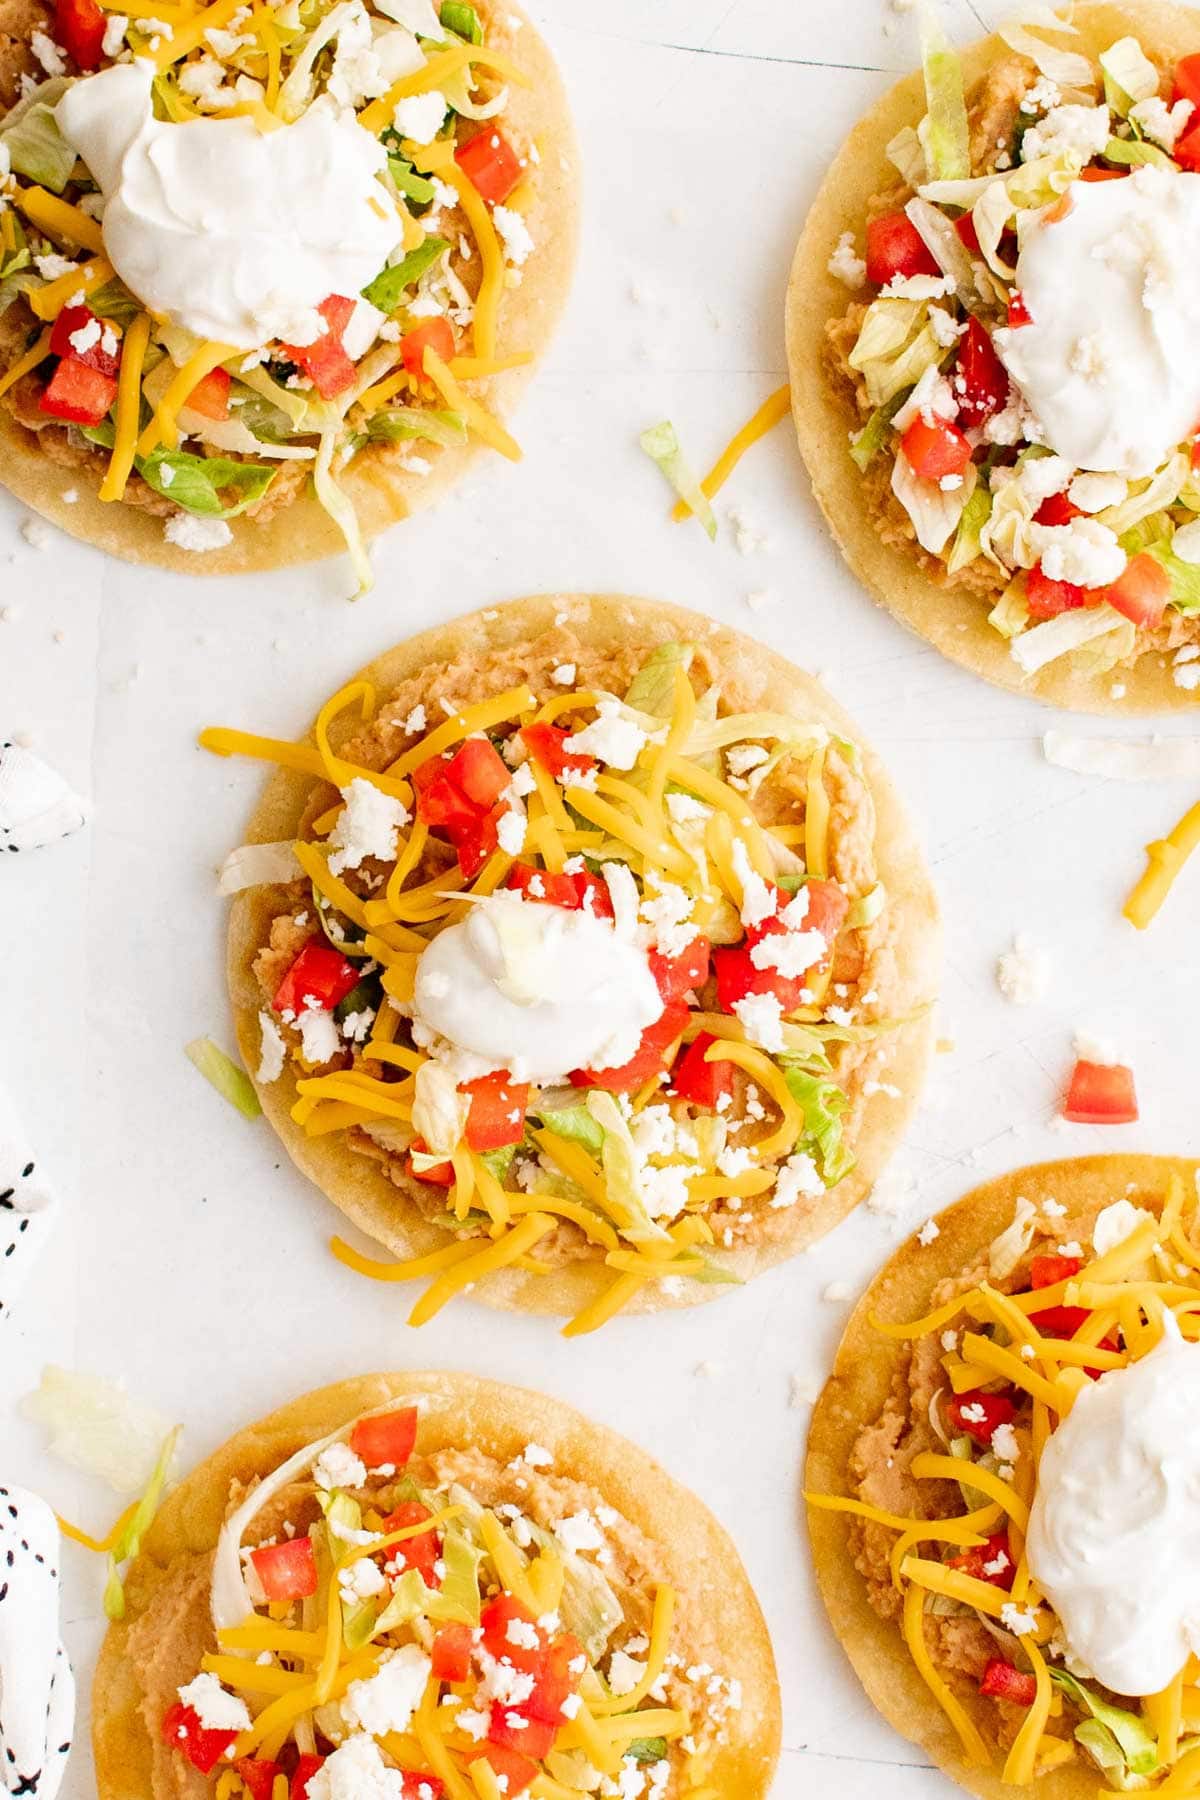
[0,0,577,576]
[785,1,1200,714]
[805,1152,1200,1800]
[92,1369,782,1800]
[224,592,941,1318]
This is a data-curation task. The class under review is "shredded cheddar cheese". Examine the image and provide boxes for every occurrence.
[670,384,792,523]
[1125,798,1200,930]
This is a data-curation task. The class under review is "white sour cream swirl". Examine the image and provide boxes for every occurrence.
[1026,1321,1200,1695]
[996,167,1200,478]
[56,63,400,348]
[411,893,664,1084]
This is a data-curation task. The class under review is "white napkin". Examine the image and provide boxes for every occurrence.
[0,1485,74,1800]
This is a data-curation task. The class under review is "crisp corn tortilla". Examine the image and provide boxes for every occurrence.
[785,3,1200,714]
[91,1370,782,1800]
[0,0,577,575]
[805,1153,1200,1800]
[225,593,941,1318]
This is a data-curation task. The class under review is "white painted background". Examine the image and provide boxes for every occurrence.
[2,1,1198,1793]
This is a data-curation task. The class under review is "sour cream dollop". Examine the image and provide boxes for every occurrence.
[55,63,400,348]
[996,166,1200,478]
[1026,1322,1200,1694]
[411,893,664,1084]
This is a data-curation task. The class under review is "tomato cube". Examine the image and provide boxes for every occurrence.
[979,1659,1037,1705]
[1063,1059,1138,1124]
[236,1759,282,1800]
[55,0,106,67]
[462,1071,529,1151]
[39,357,118,427]
[506,862,581,907]
[948,1532,1015,1590]
[524,1632,586,1725]
[1030,1253,1083,1289]
[946,1389,1015,1446]
[160,1703,238,1776]
[671,1031,733,1109]
[406,1139,454,1186]
[901,415,972,482]
[480,1594,543,1671]
[249,1536,318,1601]
[865,212,940,286]
[1007,290,1033,328]
[454,130,523,205]
[487,1704,556,1761]
[186,366,231,421]
[50,304,120,376]
[349,1405,418,1470]
[431,1622,474,1683]
[571,1001,689,1092]
[954,318,1009,426]
[401,317,456,378]
[281,295,357,400]
[272,941,361,1016]
[473,1744,538,1796]
[1173,53,1200,108]
[520,721,594,781]
[291,1754,325,1800]
[1102,552,1169,630]
[445,737,509,806]
[1024,565,1089,621]
[648,934,710,1004]
[380,1501,442,1586]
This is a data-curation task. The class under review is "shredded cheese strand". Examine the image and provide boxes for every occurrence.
[902,1580,991,1766]
[28,256,114,321]
[1125,798,1200,929]
[99,312,151,504]
[407,1213,554,1326]
[670,384,792,522]
[14,187,105,252]
[422,348,520,460]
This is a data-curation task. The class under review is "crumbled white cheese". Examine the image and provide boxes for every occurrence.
[732,991,785,1053]
[164,513,233,552]
[1027,517,1126,589]
[296,1006,342,1066]
[999,1602,1039,1637]
[996,933,1052,1006]
[30,28,67,74]
[393,88,446,143]
[257,1010,287,1083]
[991,1422,1020,1463]
[565,701,650,771]
[826,229,866,287]
[1021,102,1111,164]
[1068,471,1127,514]
[554,1511,604,1555]
[917,1217,940,1246]
[1129,95,1195,151]
[771,1152,824,1209]
[313,1441,367,1491]
[328,777,410,875]
[1092,1198,1153,1255]
[307,1734,412,1800]
[1072,1029,1121,1067]
[493,203,535,266]
[177,1673,251,1733]
[341,1645,431,1736]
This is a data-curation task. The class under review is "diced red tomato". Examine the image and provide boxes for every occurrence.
[455,130,523,205]
[571,871,614,916]
[160,1703,238,1776]
[520,721,595,781]
[1030,1253,1083,1289]
[405,1139,454,1186]
[349,1406,418,1471]
[1192,439,1200,472]
[399,1777,444,1800]
[249,1535,318,1601]
[445,737,509,806]
[186,366,231,422]
[506,863,581,907]
[949,1534,1015,1590]
[414,760,482,832]
[1064,1059,1138,1125]
[462,1071,530,1151]
[431,1621,475,1683]
[1030,1303,1092,1340]
[1024,565,1090,621]
[865,212,940,286]
[453,805,504,880]
[954,211,980,254]
[49,304,120,376]
[1173,53,1200,108]
[401,316,456,378]
[380,1500,442,1586]
[55,0,106,67]
[946,1388,1016,1447]
[1102,552,1169,630]
[480,1594,543,1672]
[235,1759,282,1800]
[282,295,357,400]
[712,881,841,1015]
[1007,290,1032,328]
[291,1754,325,1800]
[648,933,711,1003]
[1079,166,1127,181]
[473,1744,537,1797]
[1175,120,1200,170]
[954,318,1009,426]
[980,1658,1037,1705]
[1033,492,1081,529]
[901,414,972,482]
[487,1703,557,1761]
[948,1532,1015,1591]
[524,1633,585,1725]
[272,941,360,1016]
[39,357,117,427]
[571,1000,689,1092]
[671,1031,734,1110]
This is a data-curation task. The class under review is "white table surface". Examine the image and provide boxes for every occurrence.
[3,1,1199,1794]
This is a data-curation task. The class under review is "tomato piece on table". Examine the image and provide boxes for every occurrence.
[571,1001,689,1092]
[949,1532,1015,1590]
[39,357,118,427]
[946,1388,1016,1446]
[235,1759,282,1800]
[249,1535,318,1600]
[462,1071,529,1151]
[432,1621,475,1683]
[671,1031,733,1110]
[480,1594,544,1671]
[980,1658,1037,1704]
[281,295,357,399]
[380,1500,442,1586]
[401,316,456,378]
[648,932,710,1003]
[273,941,360,1015]
[901,414,972,481]
[350,1405,418,1470]
[291,1754,326,1800]
[954,318,1009,425]
[186,366,231,421]
[520,721,595,781]
[1024,565,1090,621]
[487,1703,557,1761]
[55,0,106,67]
[473,1744,538,1796]
[160,1703,239,1776]
[1064,1059,1138,1124]
[865,212,939,285]
[1102,552,1169,630]
[455,130,523,204]
[445,737,509,806]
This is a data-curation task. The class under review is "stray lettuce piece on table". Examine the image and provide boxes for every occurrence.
[185,1037,262,1120]
[639,422,717,541]
[917,0,970,181]
[103,1426,181,1620]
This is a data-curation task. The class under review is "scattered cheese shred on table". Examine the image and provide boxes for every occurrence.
[1124,796,1200,929]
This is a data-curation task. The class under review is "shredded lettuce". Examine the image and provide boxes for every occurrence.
[365,406,467,447]
[1144,539,1200,613]
[22,1366,177,1494]
[988,580,1030,639]
[988,1195,1036,1277]
[639,421,716,540]
[1097,454,1188,537]
[1050,1671,1159,1781]
[217,841,303,897]
[947,483,991,573]
[438,1525,483,1623]
[997,11,1095,89]
[849,298,944,407]
[887,124,927,186]
[917,1,970,181]
[846,882,887,928]
[412,1060,471,1156]
[185,1037,262,1119]
[891,453,973,555]
[363,236,448,312]
[103,1427,181,1620]
[534,1102,606,1159]
[139,447,277,518]
[850,391,909,472]
[626,1739,670,1764]
[1103,135,1175,170]
[778,1064,854,1186]
[314,426,374,598]
[2,99,76,193]
[624,642,695,718]
[439,0,481,41]
[904,196,977,297]
[1099,37,1160,114]
[1009,603,1131,675]
[388,154,437,206]
[685,711,827,761]
[585,1091,670,1245]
